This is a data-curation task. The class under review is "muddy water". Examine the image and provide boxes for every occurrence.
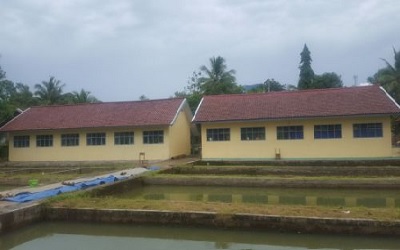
[1,222,400,250]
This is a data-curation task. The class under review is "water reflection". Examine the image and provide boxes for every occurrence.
[1,222,400,250]
[115,185,400,208]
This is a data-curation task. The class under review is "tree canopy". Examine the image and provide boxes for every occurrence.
[69,89,99,104]
[34,76,66,105]
[313,72,343,89]
[175,56,243,112]
[198,56,242,95]
[368,47,400,103]
[246,79,286,93]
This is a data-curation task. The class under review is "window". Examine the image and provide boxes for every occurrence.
[36,135,53,147]
[115,132,134,145]
[314,124,342,139]
[241,127,265,140]
[14,135,30,148]
[277,126,304,140]
[143,130,164,144]
[206,128,230,141]
[61,134,79,146]
[353,123,383,138]
[86,133,106,146]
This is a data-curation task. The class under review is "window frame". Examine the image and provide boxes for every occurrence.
[114,132,134,145]
[36,135,53,147]
[61,133,80,147]
[206,128,230,141]
[277,126,304,140]
[143,130,164,144]
[314,124,342,139]
[353,123,383,138]
[13,135,30,148]
[86,132,106,146]
[241,127,266,141]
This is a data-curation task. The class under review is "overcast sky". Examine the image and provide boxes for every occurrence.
[1,0,399,102]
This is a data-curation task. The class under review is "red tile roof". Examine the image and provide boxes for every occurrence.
[0,98,187,132]
[193,85,400,123]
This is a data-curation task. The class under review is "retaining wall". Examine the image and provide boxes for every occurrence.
[45,207,400,236]
[2,204,399,236]
[0,203,44,234]
[165,165,400,177]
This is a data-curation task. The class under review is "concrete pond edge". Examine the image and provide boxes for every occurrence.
[1,203,400,236]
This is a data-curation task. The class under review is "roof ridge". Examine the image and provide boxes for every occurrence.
[29,97,184,109]
[204,85,377,99]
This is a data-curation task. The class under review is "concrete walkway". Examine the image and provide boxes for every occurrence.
[0,167,148,212]
[0,157,199,212]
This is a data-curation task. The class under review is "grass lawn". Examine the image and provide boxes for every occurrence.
[48,192,400,221]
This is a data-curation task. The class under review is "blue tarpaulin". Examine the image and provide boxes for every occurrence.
[2,175,125,203]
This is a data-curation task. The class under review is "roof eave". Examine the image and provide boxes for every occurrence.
[379,86,400,109]
[191,97,204,122]
[2,123,173,133]
[0,108,30,133]
[170,98,193,126]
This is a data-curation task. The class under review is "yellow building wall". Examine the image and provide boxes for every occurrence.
[8,126,172,162]
[168,110,191,158]
[200,116,394,160]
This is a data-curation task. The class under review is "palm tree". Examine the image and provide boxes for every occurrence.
[34,76,65,105]
[198,56,242,95]
[372,48,400,103]
[71,89,99,103]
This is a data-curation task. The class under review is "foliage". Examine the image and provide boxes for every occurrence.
[175,56,243,112]
[198,56,243,95]
[69,89,99,104]
[34,77,100,105]
[247,79,286,93]
[312,72,343,89]
[174,71,203,113]
[139,95,149,101]
[368,47,400,103]
[34,76,66,105]
[298,44,343,90]
[298,44,315,89]
[0,79,36,122]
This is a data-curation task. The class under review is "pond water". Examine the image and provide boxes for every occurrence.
[113,185,400,208]
[1,222,400,250]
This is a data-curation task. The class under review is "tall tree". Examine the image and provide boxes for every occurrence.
[175,57,243,113]
[298,44,315,90]
[368,47,400,103]
[34,76,66,105]
[198,56,243,95]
